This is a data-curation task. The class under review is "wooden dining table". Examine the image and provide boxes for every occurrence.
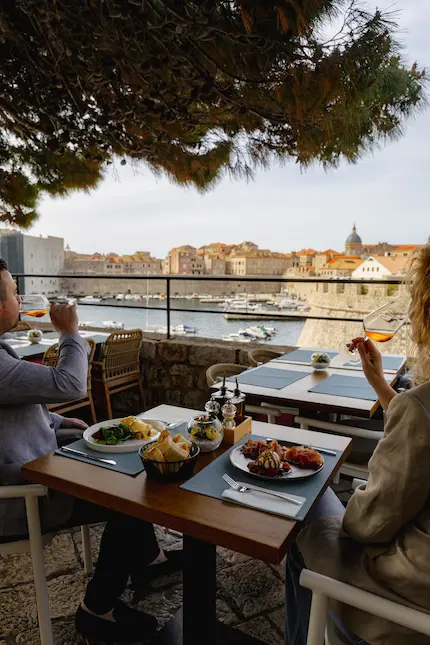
[22,404,352,645]
[212,359,400,418]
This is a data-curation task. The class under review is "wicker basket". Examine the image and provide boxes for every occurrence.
[139,441,200,482]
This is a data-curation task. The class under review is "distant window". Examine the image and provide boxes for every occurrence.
[376,267,379,271]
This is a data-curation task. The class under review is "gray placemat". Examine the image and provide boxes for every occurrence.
[309,375,378,401]
[181,434,344,521]
[342,355,404,371]
[55,438,145,476]
[275,349,338,364]
[228,367,309,390]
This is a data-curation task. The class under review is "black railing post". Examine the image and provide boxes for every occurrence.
[166,277,171,340]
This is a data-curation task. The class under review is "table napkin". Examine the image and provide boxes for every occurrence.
[222,488,304,519]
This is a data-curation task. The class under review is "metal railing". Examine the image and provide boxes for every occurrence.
[13,273,403,340]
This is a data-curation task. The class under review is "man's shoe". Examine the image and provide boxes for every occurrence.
[75,600,157,641]
[132,549,183,595]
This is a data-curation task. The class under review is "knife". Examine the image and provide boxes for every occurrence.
[60,446,117,465]
[237,481,303,506]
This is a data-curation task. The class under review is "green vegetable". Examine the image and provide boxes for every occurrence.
[95,425,134,445]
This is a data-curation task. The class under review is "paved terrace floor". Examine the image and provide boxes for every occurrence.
[0,480,352,645]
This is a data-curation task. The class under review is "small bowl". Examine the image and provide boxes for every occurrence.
[139,441,200,482]
[28,330,43,344]
[311,352,331,371]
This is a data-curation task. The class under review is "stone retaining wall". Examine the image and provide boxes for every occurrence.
[139,337,292,411]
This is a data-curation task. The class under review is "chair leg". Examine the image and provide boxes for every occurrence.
[81,525,94,575]
[306,592,329,645]
[104,383,113,419]
[25,496,53,645]
[88,393,97,425]
[332,472,341,485]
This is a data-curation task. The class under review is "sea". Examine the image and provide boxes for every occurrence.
[61,298,305,346]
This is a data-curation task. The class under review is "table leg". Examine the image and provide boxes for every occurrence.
[155,535,267,645]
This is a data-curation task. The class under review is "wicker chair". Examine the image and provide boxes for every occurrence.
[247,348,283,367]
[91,329,145,419]
[43,339,97,423]
[206,363,248,388]
[9,321,32,332]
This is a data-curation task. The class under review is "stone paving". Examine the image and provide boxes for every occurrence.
[0,480,353,645]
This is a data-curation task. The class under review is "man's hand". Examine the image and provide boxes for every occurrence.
[50,302,79,335]
[60,417,88,431]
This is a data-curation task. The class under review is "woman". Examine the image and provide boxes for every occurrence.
[286,243,430,645]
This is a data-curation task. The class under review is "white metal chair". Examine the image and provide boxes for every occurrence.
[0,485,93,645]
[300,569,430,645]
[294,416,384,481]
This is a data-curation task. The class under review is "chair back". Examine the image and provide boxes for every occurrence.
[206,363,247,388]
[9,321,32,332]
[43,339,96,391]
[247,348,283,367]
[99,329,143,381]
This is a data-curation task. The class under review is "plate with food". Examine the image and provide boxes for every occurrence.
[83,416,164,453]
[229,438,324,480]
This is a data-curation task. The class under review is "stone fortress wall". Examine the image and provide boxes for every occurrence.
[289,281,411,355]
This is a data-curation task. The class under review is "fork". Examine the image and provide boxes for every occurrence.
[222,473,302,506]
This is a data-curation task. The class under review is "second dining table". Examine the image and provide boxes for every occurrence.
[22,404,352,645]
[212,350,404,418]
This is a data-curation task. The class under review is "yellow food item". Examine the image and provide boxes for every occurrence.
[164,441,189,463]
[205,428,220,441]
[143,431,192,464]
[145,446,165,462]
[173,434,192,450]
[129,419,153,439]
[121,416,139,428]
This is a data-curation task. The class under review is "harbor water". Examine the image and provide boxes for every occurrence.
[72,298,305,345]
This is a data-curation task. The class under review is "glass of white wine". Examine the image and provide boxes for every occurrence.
[339,300,408,364]
[19,294,50,319]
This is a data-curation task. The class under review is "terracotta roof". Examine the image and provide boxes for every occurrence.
[319,249,340,256]
[366,256,410,274]
[393,245,424,252]
[323,258,364,271]
[297,248,317,256]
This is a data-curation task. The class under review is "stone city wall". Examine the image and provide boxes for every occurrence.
[59,276,284,298]
[138,337,292,412]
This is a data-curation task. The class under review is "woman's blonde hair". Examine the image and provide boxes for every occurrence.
[408,243,430,383]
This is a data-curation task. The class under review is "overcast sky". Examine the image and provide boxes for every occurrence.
[31,0,429,259]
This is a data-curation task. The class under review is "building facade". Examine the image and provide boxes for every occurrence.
[0,229,64,295]
[351,255,410,279]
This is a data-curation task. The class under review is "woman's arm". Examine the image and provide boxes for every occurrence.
[352,338,397,409]
[343,390,430,543]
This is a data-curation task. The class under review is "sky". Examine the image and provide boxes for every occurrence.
[30,0,430,259]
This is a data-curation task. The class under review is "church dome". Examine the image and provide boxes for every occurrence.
[346,225,362,245]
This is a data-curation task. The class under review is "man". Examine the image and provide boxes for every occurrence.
[0,260,180,641]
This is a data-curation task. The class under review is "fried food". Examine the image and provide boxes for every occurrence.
[284,445,324,469]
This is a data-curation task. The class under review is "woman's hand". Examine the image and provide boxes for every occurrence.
[350,337,397,409]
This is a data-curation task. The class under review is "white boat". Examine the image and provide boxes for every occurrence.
[116,294,124,300]
[174,324,197,334]
[102,320,125,329]
[124,294,134,300]
[223,334,252,343]
[79,296,101,304]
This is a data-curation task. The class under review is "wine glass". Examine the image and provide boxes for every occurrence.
[339,300,408,364]
[19,294,50,319]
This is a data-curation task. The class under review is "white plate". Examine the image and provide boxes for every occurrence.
[83,418,164,453]
[229,444,324,481]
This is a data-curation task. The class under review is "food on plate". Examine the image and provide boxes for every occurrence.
[284,445,324,470]
[92,416,158,445]
[241,438,323,476]
[143,431,193,463]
